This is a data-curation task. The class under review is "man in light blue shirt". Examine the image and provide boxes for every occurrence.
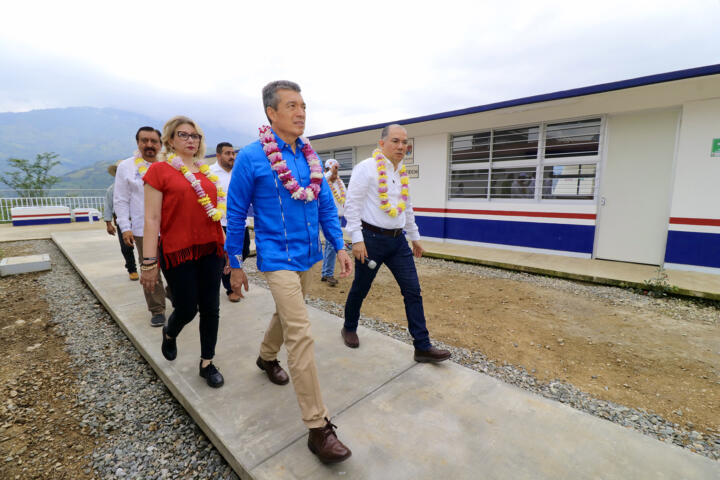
[225,80,353,465]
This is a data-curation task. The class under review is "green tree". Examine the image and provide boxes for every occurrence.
[0,152,61,197]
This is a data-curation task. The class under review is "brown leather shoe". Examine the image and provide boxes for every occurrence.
[414,346,451,363]
[129,272,139,281]
[227,292,242,303]
[340,328,359,348]
[256,356,289,385]
[308,418,351,464]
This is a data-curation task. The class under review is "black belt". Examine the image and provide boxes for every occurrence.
[361,220,403,238]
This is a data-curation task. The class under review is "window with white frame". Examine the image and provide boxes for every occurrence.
[318,148,353,185]
[449,118,601,201]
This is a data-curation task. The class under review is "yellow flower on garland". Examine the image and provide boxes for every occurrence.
[211,211,222,221]
[138,166,148,175]
[199,165,210,174]
[198,196,211,206]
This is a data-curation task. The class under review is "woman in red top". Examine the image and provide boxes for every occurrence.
[140,115,226,388]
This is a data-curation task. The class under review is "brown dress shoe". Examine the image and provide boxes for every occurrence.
[227,292,241,303]
[256,356,289,385]
[340,328,359,348]
[308,418,351,464]
[414,346,451,363]
[129,272,139,281]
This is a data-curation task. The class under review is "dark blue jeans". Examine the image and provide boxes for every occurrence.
[162,254,222,359]
[344,229,431,350]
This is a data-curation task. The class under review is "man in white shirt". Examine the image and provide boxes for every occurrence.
[114,126,167,327]
[342,124,451,363]
[209,142,246,302]
[320,158,346,286]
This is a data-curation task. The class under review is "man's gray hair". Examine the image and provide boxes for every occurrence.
[380,123,406,140]
[262,80,301,121]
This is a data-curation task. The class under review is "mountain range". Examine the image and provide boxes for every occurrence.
[0,107,254,190]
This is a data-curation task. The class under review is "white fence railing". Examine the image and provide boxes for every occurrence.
[1,195,106,222]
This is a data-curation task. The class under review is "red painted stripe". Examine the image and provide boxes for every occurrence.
[11,213,72,218]
[669,217,720,226]
[413,207,596,220]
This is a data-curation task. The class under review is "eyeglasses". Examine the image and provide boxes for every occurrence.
[176,131,202,142]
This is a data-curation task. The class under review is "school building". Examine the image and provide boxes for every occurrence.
[309,64,720,274]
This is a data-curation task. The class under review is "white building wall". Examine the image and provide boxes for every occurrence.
[408,134,447,208]
[669,98,720,219]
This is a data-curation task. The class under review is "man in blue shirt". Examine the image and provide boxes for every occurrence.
[226,80,353,464]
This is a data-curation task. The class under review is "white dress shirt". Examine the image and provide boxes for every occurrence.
[344,156,420,244]
[324,171,346,217]
[209,162,232,227]
[114,154,153,237]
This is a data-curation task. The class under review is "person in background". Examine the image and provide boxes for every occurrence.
[342,124,451,364]
[320,158,346,287]
[104,162,138,281]
[209,142,243,302]
[114,127,168,327]
[141,115,226,389]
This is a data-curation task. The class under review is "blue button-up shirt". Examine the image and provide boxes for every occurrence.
[225,131,344,272]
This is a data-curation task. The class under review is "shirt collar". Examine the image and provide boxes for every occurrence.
[271,128,305,151]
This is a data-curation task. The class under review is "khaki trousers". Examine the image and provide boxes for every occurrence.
[135,236,167,315]
[261,269,328,428]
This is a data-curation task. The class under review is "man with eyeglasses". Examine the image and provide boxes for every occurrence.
[342,124,451,363]
[115,126,168,328]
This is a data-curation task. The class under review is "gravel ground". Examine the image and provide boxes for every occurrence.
[244,255,720,462]
[35,240,238,480]
[17,239,720,478]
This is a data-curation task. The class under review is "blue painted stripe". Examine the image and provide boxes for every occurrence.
[12,218,72,226]
[665,230,720,268]
[414,215,594,254]
[309,64,720,140]
[74,217,99,222]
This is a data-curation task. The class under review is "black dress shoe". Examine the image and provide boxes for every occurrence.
[341,328,359,348]
[256,356,290,385]
[161,326,177,361]
[199,361,224,388]
[308,418,352,464]
[150,313,166,328]
[414,346,451,363]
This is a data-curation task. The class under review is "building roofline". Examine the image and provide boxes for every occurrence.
[308,63,720,141]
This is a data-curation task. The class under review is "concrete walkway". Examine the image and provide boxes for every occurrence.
[44,229,718,479]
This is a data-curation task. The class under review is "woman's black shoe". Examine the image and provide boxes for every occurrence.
[161,326,177,361]
[199,362,224,388]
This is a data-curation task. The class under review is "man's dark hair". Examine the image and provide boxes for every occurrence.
[216,142,233,154]
[135,126,160,142]
[262,80,301,122]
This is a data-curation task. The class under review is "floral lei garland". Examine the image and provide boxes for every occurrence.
[259,125,323,202]
[328,176,346,205]
[374,148,409,217]
[166,153,227,222]
[134,151,150,178]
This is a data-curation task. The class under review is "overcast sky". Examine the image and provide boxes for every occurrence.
[1,0,718,139]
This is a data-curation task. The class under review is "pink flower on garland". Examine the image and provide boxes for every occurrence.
[259,126,323,202]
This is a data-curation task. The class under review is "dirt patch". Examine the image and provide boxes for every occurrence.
[307,258,720,435]
[0,243,95,479]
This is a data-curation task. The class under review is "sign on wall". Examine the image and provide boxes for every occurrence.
[406,164,419,178]
[712,138,720,157]
[404,138,414,164]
